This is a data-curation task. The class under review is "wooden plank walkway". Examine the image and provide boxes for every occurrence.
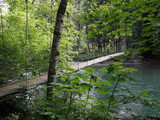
[0,52,124,97]
[72,52,123,69]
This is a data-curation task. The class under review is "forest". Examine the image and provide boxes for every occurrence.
[0,0,160,120]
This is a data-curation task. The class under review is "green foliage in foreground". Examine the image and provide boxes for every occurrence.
[29,62,160,120]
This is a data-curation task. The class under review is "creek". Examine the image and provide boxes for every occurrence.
[91,61,160,117]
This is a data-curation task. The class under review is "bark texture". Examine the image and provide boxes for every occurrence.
[47,0,69,99]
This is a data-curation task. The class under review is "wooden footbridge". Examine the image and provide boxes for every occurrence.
[0,52,124,97]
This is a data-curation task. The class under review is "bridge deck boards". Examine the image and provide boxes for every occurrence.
[0,52,124,97]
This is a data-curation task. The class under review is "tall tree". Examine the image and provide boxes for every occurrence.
[47,0,69,99]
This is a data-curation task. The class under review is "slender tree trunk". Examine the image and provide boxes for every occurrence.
[92,43,94,52]
[87,41,90,53]
[117,36,122,52]
[103,42,105,52]
[47,0,69,99]
[77,23,81,51]
[98,40,102,53]
[86,24,91,53]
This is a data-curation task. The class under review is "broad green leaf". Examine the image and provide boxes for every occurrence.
[51,89,63,94]
[98,68,107,73]
[113,62,123,66]
[72,78,81,84]
[74,73,88,81]
[108,76,117,82]
[80,83,93,90]
[101,81,113,86]
[119,78,126,83]
[95,87,109,94]
[64,67,75,72]
[83,67,95,73]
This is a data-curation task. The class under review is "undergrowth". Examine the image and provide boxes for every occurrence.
[29,62,160,120]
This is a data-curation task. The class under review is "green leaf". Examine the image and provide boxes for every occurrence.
[95,87,109,94]
[119,78,126,83]
[72,78,81,84]
[113,62,123,66]
[98,68,107,73]
[92,80,102,85]
[90,74,97,81]
[88,96,96,100]
[80,83,93,90]
[74,73,89,81]
[76,16,84,20]
[52,74,62,78]
[83,67,95,73]
[101,81,113,86]
[125,68,138,73]
[105,112,114,120]
[111,0,118,3]
[108,76,117,82]
[128,77,137,82]
[77,99,86,103]
[64,67,75,72]
[51,89,63,94]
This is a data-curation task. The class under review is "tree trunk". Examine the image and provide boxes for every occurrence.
[86,24,91,53]
[77,23,81,51]
[103,40,106,52]
[92,43,94,52]
[97,36,102,54]
[47,0,69,99]
[117,36,122,52]
[76,0,81,52]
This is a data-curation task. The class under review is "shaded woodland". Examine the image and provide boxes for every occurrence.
[0,0,160,120]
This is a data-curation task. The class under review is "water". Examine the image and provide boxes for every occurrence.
[91,62,160,117]
[122,63,160,96]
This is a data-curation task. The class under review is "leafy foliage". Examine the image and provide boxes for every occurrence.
[79,0,160,56]
[1,0,160,119]
[0,0,79,84]
[30,63,160,120]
